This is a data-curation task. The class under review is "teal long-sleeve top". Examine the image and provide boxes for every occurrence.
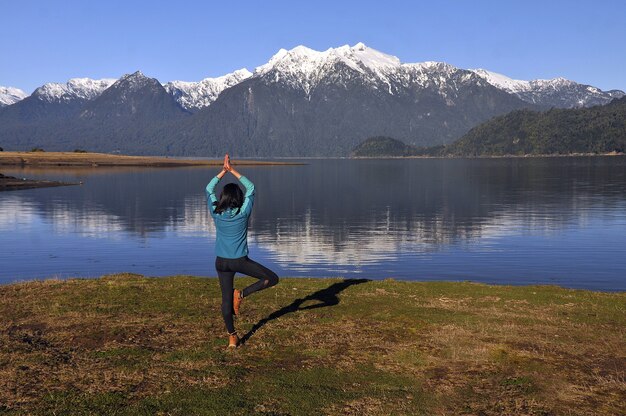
[206,175,255,259]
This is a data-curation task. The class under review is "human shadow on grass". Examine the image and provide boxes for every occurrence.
[239,278,370,345]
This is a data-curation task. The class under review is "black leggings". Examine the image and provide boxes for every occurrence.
[215,255,279,334]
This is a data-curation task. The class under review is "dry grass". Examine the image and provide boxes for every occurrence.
[0,274,624,415]
[0,152,301,167]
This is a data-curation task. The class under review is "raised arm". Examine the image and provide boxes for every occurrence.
[206,156,229,215]
[228,165,255,217]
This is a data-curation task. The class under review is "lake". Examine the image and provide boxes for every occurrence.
[1,157,625,291]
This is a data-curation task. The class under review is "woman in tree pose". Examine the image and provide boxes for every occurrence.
[206,154,280,348]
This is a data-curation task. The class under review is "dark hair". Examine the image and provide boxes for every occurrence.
[213,183,244,215]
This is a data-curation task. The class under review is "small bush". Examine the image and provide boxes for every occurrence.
[73,149,88,153]
[30,147,45,152]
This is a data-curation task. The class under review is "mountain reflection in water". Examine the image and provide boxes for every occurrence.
[1,158,625,290]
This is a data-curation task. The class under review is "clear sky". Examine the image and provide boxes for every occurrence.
[1,0,624,93]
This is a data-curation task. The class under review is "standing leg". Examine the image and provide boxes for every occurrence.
[235,256,280,298]
[217,269,236,334]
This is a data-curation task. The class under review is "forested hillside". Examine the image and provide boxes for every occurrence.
[444,97,626,156]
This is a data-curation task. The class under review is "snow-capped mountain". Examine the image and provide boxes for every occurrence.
[254,42,403,94]
[80,71,188,120]
[253,43,623,108]
[471,69,624,108]
[470,69,529,93]
[31,77,116,103]
[253,43,482,98]
[164,69,252,111]
[172,43,534,156]
[0,86,27,107]
[0,77,118,126]
[250,43,521,108]
[3,43,621,112]
[1,43,624,156]
[107,71,157,93]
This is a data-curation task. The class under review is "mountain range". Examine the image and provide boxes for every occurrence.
[1,43,623,156]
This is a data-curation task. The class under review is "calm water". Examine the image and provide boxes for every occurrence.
[1,158,625,291]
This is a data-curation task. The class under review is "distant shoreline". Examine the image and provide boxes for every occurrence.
[0,151,304,167]
[2,151,624,167]
[350,151,626,159]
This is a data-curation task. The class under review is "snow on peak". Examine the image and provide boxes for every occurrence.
[164,68,252,111]
[347,43,401,70]
[406,61,460,75]
[469,69,528,92]
[254,42,405,94]
[121,70,146,80]
[33,78,116,102]
[0,86,27,106]
[528,77,574,89]
[106,71,165,95]
[470,69,623,107]
[256,42,400,77]
[470,69,582,93]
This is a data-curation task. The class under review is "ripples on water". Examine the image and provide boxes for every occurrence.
[1,158,625,290]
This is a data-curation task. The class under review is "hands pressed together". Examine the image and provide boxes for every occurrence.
[222,154,232,172]
[218,153,241,179]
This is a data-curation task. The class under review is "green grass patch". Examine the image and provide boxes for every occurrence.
[0,274,624,415]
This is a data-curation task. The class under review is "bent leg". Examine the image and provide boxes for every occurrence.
[217,269,236,334]
[236,256,279,298]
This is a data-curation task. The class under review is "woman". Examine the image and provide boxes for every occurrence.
[206,154,280,348]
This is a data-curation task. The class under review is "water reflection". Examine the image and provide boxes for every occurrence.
[1,158,625,289]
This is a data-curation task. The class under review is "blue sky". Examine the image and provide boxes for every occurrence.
[1,0,624,93]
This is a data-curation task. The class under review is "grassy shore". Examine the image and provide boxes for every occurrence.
[0,274,624,415]
[0,152,302,167]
